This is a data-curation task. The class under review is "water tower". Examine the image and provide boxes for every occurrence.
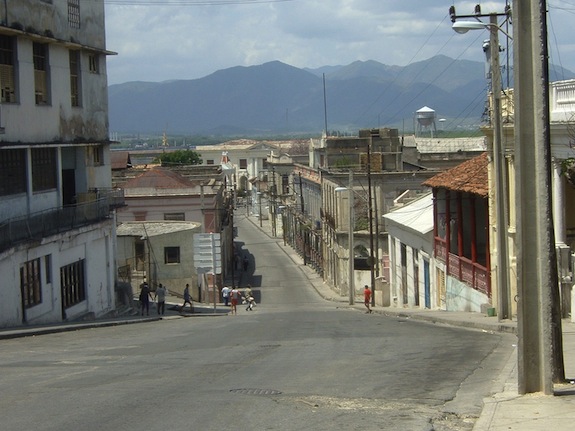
[415,106,437,137]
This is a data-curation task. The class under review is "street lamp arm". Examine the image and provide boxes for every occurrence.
[452,20,513,40]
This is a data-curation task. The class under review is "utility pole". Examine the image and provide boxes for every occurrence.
[367,141,376,306]
[272,168,277,237]
[513,0,564,393]
[348,170,354,305]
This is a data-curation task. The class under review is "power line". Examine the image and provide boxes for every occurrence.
[103,0,296,5]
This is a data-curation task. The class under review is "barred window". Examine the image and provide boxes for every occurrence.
[69,50,80,107]
[61,259,86,309]
[165,247,181,264]
[0,149,26,196]
[0,35,16,103]
[32,148,57,192]
[33,43,50,105]
[20,259,42,308]
[68,0,80,29]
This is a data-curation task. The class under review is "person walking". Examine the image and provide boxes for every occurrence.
[229,286,242,315]
[139,281,152,316]
[221,285,231,306]
[180,283,194,313]
[363,285,372,313]
[155,283,167,315]
[244,285,255,311]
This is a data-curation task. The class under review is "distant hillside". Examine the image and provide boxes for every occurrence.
[108,56,575,135]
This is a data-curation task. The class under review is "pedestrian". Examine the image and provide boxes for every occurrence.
[180,283,194,313]
[229,286,242,315]
[139,281,152,316]
[221,285,231,306]
[364,285,372,313]
[242,256,249,272]
[155,283,167,315]
[244,285,255,311]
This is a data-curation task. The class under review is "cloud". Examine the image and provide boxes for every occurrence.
[104,0,575,85]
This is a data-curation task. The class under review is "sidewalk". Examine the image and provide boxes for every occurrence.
[0,296,228,340]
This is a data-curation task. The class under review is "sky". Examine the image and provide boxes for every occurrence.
[103,0,575,85]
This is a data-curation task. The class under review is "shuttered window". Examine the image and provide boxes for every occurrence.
[33,43,49,105]
[0,35,16,103]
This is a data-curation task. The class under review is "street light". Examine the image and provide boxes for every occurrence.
[335,171,354,305]
[451,13,512,320]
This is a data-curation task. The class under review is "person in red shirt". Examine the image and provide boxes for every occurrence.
[364,285,372,313]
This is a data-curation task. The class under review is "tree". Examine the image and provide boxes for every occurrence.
[154,150,202,166]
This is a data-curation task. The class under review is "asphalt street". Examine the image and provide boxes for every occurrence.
[0,214,516,431]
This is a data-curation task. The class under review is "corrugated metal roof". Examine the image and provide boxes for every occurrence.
[422,152,488,197]
[116,221,201,237]
[416,137,486,154]
[383,192,434,235]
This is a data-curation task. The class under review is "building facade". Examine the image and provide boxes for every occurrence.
[0,1,119,327]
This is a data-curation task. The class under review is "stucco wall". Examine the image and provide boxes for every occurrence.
[0,220,115,328]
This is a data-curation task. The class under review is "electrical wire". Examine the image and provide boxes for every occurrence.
[102,0,296,5]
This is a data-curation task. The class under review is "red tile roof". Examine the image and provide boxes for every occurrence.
[422,152,488,197]
[122,167,197,189]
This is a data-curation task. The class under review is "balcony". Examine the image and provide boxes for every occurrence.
[435,239,490,297]
[0,188,124,253]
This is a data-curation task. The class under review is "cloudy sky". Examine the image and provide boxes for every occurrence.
[103,0,575,85]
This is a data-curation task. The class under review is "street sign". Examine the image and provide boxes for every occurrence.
[193,233,222,274]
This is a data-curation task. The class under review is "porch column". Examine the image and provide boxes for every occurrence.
[552,158,566,244]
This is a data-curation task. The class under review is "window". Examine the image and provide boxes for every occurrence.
[0,149,26,196]
[61,259,86,309]
[164,247,180,264]
[33,43,49,105]
[32,148,57,192]
[0,35,16,103]
[206,159,214,165]
[90,145,103,166]
[164,213,185,221]
[239,159,247,169]
[45,255,52,284]
[88,53,99,74]
[68,0,80,29]
[20,259,42,308]
[69,50,80,107]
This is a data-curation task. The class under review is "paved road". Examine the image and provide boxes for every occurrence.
[0,214,515,431]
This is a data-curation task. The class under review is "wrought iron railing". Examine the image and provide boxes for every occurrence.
[0,189,124,253]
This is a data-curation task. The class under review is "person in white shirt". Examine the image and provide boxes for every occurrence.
[155,283,167,315]
[221,286,231,306]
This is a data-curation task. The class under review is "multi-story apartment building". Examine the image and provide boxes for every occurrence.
[0,1,120,328]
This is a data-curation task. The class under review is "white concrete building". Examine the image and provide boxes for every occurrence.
[384,193,435,309]
[0,1,119,328]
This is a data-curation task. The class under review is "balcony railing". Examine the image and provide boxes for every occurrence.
[0,189,124,253]
[435,239,490,297]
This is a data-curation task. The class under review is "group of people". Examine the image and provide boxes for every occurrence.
[138,282,193,316]
[221,285,255,314]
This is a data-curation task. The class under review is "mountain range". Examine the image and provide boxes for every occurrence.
[108,55,574,136]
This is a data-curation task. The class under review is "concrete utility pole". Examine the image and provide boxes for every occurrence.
[348,170,354,305]
[513,0,564,394]
[488,13,512,321]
